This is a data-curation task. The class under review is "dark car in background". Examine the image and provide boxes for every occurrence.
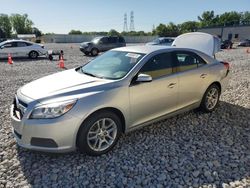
[238,39,250,47]
[80,36,126,56]
[221,40,233,49]
[146,37,175,46]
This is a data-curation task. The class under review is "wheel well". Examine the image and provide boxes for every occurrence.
[76,107,126,147]
[210,81,221,93]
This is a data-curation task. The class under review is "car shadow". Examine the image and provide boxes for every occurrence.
[16,101,250,187]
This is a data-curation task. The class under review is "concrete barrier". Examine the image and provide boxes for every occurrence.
[42,34,158,43]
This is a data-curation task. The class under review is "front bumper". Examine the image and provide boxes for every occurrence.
[11,103,82,153]
[79,46,90,53]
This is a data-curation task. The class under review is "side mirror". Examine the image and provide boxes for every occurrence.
[136,73,152,83]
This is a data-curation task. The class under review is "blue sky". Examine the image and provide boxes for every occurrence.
[1,0,249,34]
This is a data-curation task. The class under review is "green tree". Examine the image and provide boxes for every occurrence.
[166,22,180,37]
[10,14,33,34]
[218,11,241,26]
[68,30,82,35]
[241,11,250,24]
[32,27,42,37]
[0,14,12,38]
[179,21,199,33]
[198,11,218,27]
[108,29,120,36]
[154,24,168,37]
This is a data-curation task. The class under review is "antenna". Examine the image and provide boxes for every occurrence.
[130,11,135,31]
[123,13,128,32]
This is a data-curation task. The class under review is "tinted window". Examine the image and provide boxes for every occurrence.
[174,51,206,72]
[100,37,108,44]
[17,42,27,47]
[140,52,173,79]
[3,42,17,48]
[108,37,117,44]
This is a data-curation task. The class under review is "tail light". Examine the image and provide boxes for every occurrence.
[221,61,230,70]
[221,61,230,76]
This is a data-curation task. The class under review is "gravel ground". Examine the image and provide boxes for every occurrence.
[0,44,249,188]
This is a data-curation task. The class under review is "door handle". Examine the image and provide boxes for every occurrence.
[200,73,207,78]
[168,83,176,88]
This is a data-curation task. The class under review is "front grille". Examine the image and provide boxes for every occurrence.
[13,96,27,120]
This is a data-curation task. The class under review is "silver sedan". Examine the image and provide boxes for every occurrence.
[11,41,230,156]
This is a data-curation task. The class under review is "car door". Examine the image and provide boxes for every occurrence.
[98,37,109,51]
[0,42,18,57]
[173,50,209,109]
[107,37,118,50]
[16,42,29,57]
[129,52,178,127]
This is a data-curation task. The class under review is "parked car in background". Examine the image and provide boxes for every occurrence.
[0,40,46,59]
[80,36,126,56]
[221,40,233,49]
[146,37,175,46]
[238,39,250,47]
[11,32,230,156]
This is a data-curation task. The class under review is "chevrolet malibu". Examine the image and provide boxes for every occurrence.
[11,33,230,156]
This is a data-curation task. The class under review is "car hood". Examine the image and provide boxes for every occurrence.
[80,42,92,46]
[19,68,114,101]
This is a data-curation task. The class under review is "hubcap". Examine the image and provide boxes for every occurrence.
[206,88,219,110]
[30,52,37,58]
[87,118,117,152]
[92,49,97,55]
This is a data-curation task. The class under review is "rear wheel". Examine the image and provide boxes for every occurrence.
[200,84,220,112]
[29,51,38,59]
[77,111,122,156]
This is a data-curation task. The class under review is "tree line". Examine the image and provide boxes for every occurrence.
[0,13,42,38]
[1,11,250,39]
[69,11,250,37]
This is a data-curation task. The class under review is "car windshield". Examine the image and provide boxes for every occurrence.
[152,38,160,43]
[80,51,145,80]
[91,37,101,44]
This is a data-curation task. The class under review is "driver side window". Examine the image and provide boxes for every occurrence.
[140,52,173,79]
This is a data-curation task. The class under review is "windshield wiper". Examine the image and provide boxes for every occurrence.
[81,70,104,79]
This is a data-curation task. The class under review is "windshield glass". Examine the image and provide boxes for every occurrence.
[80,51,145,80]
[91,37,101,44]
[152,38,160,43]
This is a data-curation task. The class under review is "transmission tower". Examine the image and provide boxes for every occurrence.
[130,11,135,31]
[123,13,128,32]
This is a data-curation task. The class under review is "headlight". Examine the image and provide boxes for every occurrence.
[29,99,77,119]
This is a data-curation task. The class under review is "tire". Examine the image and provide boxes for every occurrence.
[29,51,39,59]
[84,52,90,56]
[77,111,122,156]
[90,48,99,56]
[200,84,221,113]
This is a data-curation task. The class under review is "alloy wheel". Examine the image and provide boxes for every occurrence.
[87,118,117,152]
[205,87,219,110]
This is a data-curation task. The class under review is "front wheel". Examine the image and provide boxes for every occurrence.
[29,51,38,59]
[77,111,122,156]
[90,48,99,56]
[200,84,221,112]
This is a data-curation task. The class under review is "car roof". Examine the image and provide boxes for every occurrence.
[1,39,33,44]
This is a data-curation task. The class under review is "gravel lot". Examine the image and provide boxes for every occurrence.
[0,44,249,188]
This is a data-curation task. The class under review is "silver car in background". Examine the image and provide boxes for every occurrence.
[0,39,46,59]
[146,37,175,46]
[11,33,230,156]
